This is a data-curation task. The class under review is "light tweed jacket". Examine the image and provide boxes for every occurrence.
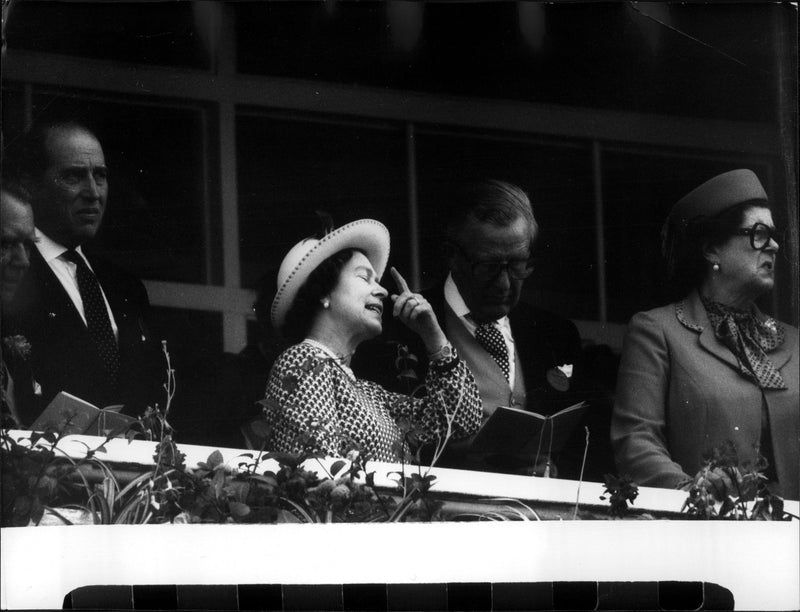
[611,290,799,500]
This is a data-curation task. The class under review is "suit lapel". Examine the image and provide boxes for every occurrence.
[26,247,87,332]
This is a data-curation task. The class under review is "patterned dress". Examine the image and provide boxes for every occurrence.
[262,341,482,462]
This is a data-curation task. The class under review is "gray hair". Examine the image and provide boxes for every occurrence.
[444,179,539,250]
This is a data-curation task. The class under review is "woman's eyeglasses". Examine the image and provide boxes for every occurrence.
[451,243,534,281]
[731,222,784,251]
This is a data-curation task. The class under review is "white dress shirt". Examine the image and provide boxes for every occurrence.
[34,229,119,338]
[443,273,517,389]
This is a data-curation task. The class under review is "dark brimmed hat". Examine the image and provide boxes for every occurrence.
[669,169,768,225]
[271,219,390,330]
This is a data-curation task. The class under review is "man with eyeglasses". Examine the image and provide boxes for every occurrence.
[1,184,41,426]
[354,179,589,476]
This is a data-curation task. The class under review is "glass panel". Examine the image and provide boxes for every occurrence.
[236,112,408,289]
[415,130,596,320]
[236,2,783,122]
[1,84,28,157]
[150,307,225,446]
[4,1,210,69]
[5,88,218,284]
[602,150,779,322]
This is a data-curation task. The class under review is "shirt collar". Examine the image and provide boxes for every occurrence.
[34,228,85,263]
[444,273,471,318]
[444,272,510,330]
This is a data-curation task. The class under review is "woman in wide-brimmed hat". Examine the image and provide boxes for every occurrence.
[262,218,482,463]
[611,169,798,499]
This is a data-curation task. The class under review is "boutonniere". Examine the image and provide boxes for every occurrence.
[2,335,32,361]
[546,363,573,392]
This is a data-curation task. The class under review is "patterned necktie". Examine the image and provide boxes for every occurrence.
[62,249,120,390]
[475,322,509,382]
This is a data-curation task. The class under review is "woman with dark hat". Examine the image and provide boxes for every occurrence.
[611,169,798,499]
[262,219,482,463]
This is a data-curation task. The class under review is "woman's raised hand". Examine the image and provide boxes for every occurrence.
[389,267,448,354]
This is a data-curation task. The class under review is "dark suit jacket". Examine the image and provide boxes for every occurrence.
[4,246,164,420]
[352,280,594,475]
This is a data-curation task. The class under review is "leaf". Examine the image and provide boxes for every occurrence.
[275,509,302,523]
[248,420,272,440]
[265,452,300,468]
[229,501,251,519]
[206,450,224,469]
[719,497,736,518]
[248,474,278,487]
[213,469,226,499]
[258,397,282,414]
[770,496,785,521]
[330,460,347,477]
[30,498,45,525]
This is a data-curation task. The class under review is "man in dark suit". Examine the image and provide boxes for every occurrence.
[4,120,163,419]
[354,180,591,476]
[1,184,40,427]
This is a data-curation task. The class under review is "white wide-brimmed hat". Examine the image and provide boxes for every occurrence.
[271,219,390,330]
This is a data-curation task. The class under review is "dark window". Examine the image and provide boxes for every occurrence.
[5,1,210,69]
[236,111,408,289]
[235,2,784,122]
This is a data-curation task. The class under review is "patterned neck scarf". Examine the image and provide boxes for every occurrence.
[702,298,786,389]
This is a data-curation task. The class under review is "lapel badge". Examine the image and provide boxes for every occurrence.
[546,363,573,392]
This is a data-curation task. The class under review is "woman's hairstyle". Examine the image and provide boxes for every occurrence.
[661,200,767,298]
[281,248,362,344]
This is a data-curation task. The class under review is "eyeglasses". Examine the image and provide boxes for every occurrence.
[731,222,784,251]
[451,243,534,281]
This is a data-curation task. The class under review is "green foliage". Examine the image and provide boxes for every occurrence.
[600,474,639,518]
[681,440,791,521]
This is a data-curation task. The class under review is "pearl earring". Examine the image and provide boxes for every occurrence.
[322,299,330,309]
[712,263,720,272]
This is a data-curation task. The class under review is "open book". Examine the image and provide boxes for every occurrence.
[29,391,136,437]
[470,401,588,457]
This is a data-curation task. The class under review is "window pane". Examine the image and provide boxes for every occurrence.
[236,112,408,289]
[415,131,596,319]
[10,88,219,284]
[236,2,782,123]
[1,85,28,157]
[5,1,210,69]
[150,307,224,446]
